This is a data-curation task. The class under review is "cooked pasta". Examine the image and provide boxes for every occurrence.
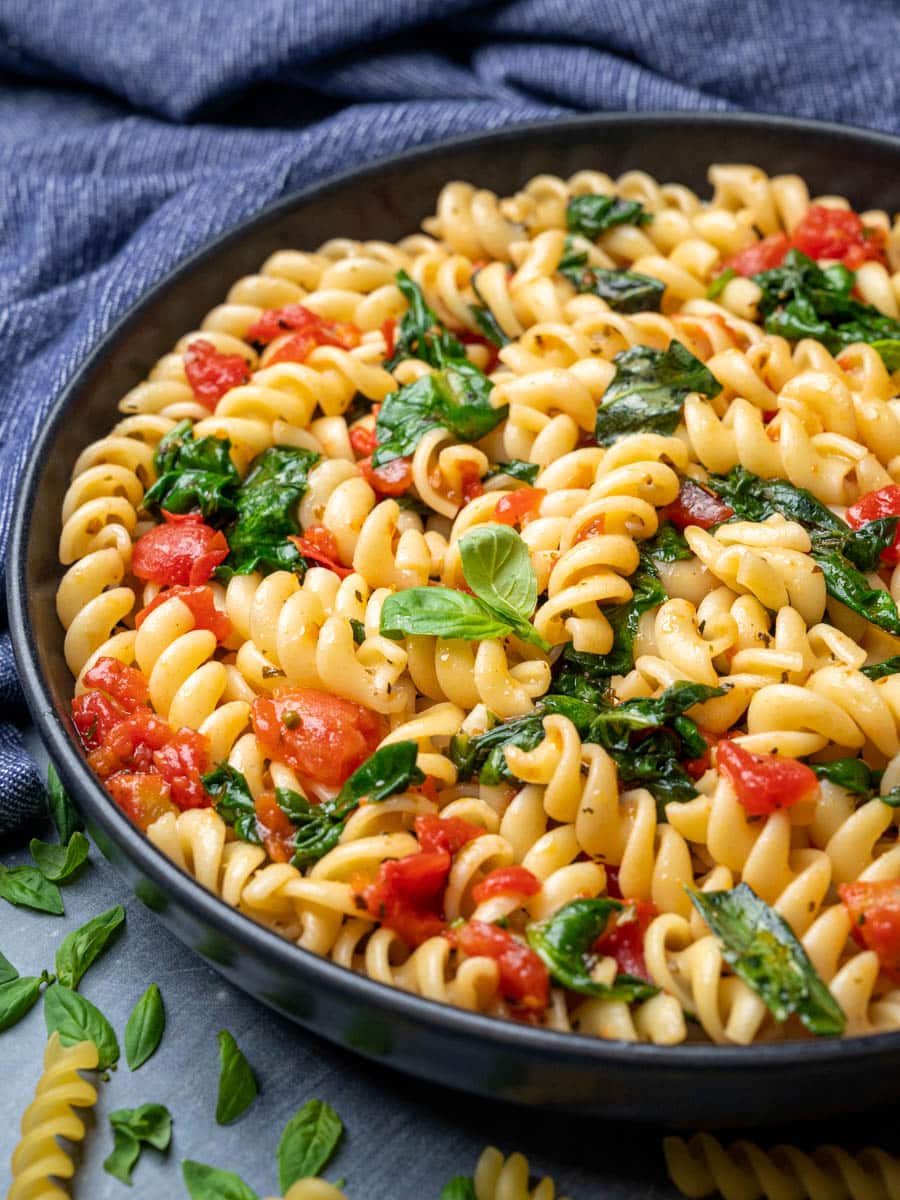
[59,162,900,1046]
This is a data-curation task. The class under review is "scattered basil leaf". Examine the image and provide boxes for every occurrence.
[104,1129,140,1185]
[706,267,736,300]
[810,758,877,796]
[441,1179,478,1200]
[385,269,467,369]
[0,976,42,1032]
[143,419,240,520]
[182,1160,259,1200]
[111,1102,173,1150]
[861,656,900,680]
[0,865,63,915]
[483,460,540,485]
[47,764,84,845]
[216,1029,258,1124]
[29,831,90,882]
[277,1099,344,1191]
[44,983,119,1068]
[125,983,165,1070]
[202,763,261,845]
[459,525,547,648]
[55,904,125,990]
[0,950,19,985]
[566,194,651,239]
[688,882,845,1035]
[559,244,664,313]
[380,587,515,642]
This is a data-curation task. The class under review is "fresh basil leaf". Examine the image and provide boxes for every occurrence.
[0,976,42,1032]
[385,270,467,369]
[450,700,590,788]
[811,758,876,796]
[47,764,83,845]
[595,340,722,446]
[380,587,515,642]
[815,546,900,635]
[527,898,658,1000]
[339,742,423,806]
[642,523,692,563]
[44,983,119,1068]
[216,1029,257,1125]
[708,465,845,532]
[559,248,665,313]
[202,764,261,845]
[862,656,900,680]
[458,525,549,649]
[0,865,63,915]
[483,460,540,485]
[143,419,240,520]
[441,1179,478,1200]
[688,882,845,1035]
[55,905,125,990]
[0,950,18,986]
[566,194,651,239]
[29,831,90,883]
[841,517,899,573]
[110,1102,173,1150]
[470,273,511,348]
[182,1161,259,1200]
[277,1099,344,1191]
[125,983,165,1070]
[104,1129,140,1185]
[706,267,737,300]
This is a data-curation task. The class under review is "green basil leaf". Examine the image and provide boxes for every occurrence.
[0,950,19,985]
[460,525,536,622]
[216,1029,258,1125]
[810,758,876,796]
[380,587,514,641]
[385,269,468,369]
[277,1099,344,1191]
[29,831,90,883]
[527,898,658,1000]
[47,764,84,845]
[338,741,423,806]
[870,339,900,373]
[815,547,900,636]
[483,460,540,485]
[55,904,125,990]
[441,1178,478,1200]
[841,517,899,572]
[706,267,737,300]
[560,255,665,313]
[566,194,651,238]
[0,865,63,915]
[143,419,241,520]
[125,983,165,1070]
[202,764,261,845]
[182,1161,259,1200]
[44,983,119,1068]
[862,656,900,680]
[0,976,42,1032]
[350,618,366,645]
[104,1129,140,1185]
[688,882,845,1035]
[595,340,722,446]
[110,1102,173,1150]
[881,787,900,807]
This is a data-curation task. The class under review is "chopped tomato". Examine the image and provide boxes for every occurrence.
[358,454,412,497]
[472,866,542,905]
[725,233,790,277]
[414,813,484,856]
[360,849,451,947]
[88,709,173,778]
[135,585,232,642]
[663,479,734,531]
[132,512,229,586]
[839,881,900,983]
[453,921,549,1012]
[593,899,657,982]
[247,303,361,350]
[381,317,396,359]
[717,739,819,816]
[349,423,378,458]
[252,688,384,789]
[845,485,900,565]
[457,461,484,505]
[81,656,149,712]
[288,527,352,578]
[72,690,126,751]
[152,728,210,811]
[254,792,297,863]
[791,205,887,269]
[494,487,545,527]
[410,774,441,803]
[183,339,250,410]
[106,772,177,831]
[265,332,318,366]
[684,728,719,780]
[575,517,605,543]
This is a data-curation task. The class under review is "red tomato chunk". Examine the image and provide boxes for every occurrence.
[183,339,249,410]
[726,233,790,278]
[288,526,352,578]
[414,813,484,856]
[845,485,900,565]
[358,454,412,497]
[663,479,734,531]
[349,423,378,459]
[360,850,451,947]
[717,739,819,816]
[791,205,887,269]
[135,585,232,642]
[593,899,657,982]
[494,487,545,527]
[87,709,172,778]
[247,303,361,350]
[106,773,177,831]
[71,690,126,751]
[152,728,210,810]
[472,866,542,905]
[454,921,549,1013]
[254,792,297,863]
[81,656,149,711]
[840,880,900,983]
[132,512,229,587]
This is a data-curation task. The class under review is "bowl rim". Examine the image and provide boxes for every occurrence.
[11,108,900,1075]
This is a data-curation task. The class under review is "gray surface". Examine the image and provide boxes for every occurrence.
[0,739,891,1199]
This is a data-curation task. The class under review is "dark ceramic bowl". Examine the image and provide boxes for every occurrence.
[10,113,900,1127]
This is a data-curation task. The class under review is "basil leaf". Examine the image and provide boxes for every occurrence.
[559,248,665,313]
[566,195,651,239]
[44,983,119,1068]
[841,517,899,572]
[706,267,737,300]
[385,269,467,369]
[55,904,125,990]
[811,758,876,796]
[527,898,658,1000]
[642,523,692,563]
[0,976,42,1032]
[470,305,510,347]
[815,547,900,636]
[125,983,165,1070]
[110,1102,172,1150]
[143,419,240,520]
[688,882,845,1035]
[441,1179,478,1200]
[708,465,845,531]
[862,656,900,680]
[202,764,261,845]
[277,1099,344,1191]
[458,525,549,648]
[216,1029,257,1125]
[182,1161,259,1200]
[104,1129,140,1185]
[29,831,90,883]
[595,340,722,446]
[339,741,423,806]
[380,587,514,641]
[0,865,63,915]
[483,460,540,485]
[0,950,18,985]
[47,764,83,845]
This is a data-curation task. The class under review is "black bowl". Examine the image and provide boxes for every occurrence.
[10,112,900,1127]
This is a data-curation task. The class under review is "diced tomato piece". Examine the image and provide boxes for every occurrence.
[663,479,734,531]
[410,774,441,803]
[717,739,820,816]
[183,339,249,410]
[81,656,149,712]
[252,688,384,789]
[840,881,900,983]
[684,728,719,780]
[135,585,232,642]
[132,512,229,587]
[575,517,605,543]
[349,423,378,458]
[472,866,542,905]
[72,690,126,751]
[254,792,297,863]
[358,455,413,497]
[726,233,790,277]
[494,487,545,527]
[791,205,887,269]
[247,303,361,349]
[457,461,484,504]
[88,709,173,778]
[414,813,484,856]
[288,526,352,578]
[845,485,900,565]
[381,317,396,359]
[593,898,657,982]
[106,772,177,832]
[453,921,550,1012]
[152,728,210,811]
[265,332,317,366]
[360,849,452,947]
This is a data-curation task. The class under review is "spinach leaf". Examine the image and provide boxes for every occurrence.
[44,983,119,1068]
[47,764,83,845]
[862,656,900,680]
[816,546,900,634]
[216,1029,257,1125]
[880,788,900,807]
[450,712,546,787]
[337,741,424,806]
[29,832,90,883]
[105,1104,172,1184]
[842,517,900,572]
[441,1179,478,1200]
[688,882,845,1035]
[706,267,736,300]
[459,525,547,648]
[559,245,664,313]
[642,523,692,563]
[0,865,63,915]
[527,898,658,1000]
[0,976,42,1033]
[125,983,165,1070]
[55,905,125,990]
[810,758,877,796]
[380,587,515,642]
[470,274,510,347]
[566,195,652,239]
[483,460,540,485]
[277,1099,343,1191]
[384,270,467,369]
[350,618,366,645]
[202,764,261,846]
[143,419,240,520]
[595,340,722,446]
[182,1161,259,1200]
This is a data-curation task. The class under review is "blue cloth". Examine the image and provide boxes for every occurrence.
[2,0,899,834]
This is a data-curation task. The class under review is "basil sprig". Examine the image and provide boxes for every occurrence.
[0,965,43,1033]
[143,418,240,520]
[44,982,120,1068]
[29,831,89,883]
[566,194,652,239]
[384,269,468,370]
[47,764,83,845]
[182,1161,260,1200]
[0,864,63,915]
[104,1103,172,1186]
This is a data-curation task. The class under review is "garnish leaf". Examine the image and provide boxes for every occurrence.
[277,1099,344,1191]
[104,1104,172,1185]
[0,950,18,985]
[44,983,119,1068]
[182,1161,259,1200]
[862,656,900,680]
[380,587,515,642]
[104,1130,140,1185]
[0,865,63,915]
[459,525,546,647]
[29,831,90,882]
[337,741,424,806]
[143,419,240,520]
[642,523,692,563]
[55,904,125,990]
[483,460,540,485]
[125,983,165,1070]
[202,764,261,846]
[559,243,664,313]
[216,1029,258,1124]
[566,194,651,239]
[441,1180,478,1200]
[810,758,877,796]
[47,764,83,845]
[0,976,42,1032]
[385,270,467,369]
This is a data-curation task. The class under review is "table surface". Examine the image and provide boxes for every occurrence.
[0,737,894,1200]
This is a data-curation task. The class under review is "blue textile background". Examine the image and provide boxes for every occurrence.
[2,0,899,833]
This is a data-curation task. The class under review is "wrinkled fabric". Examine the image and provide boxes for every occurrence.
[1,0,898,833]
